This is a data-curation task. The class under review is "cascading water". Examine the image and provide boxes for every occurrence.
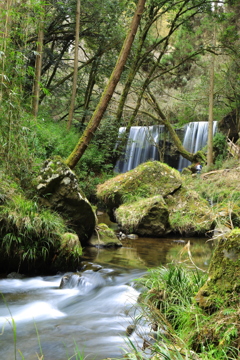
[115,121,217,173]
[178,121,218,171]
[115,125,165,173]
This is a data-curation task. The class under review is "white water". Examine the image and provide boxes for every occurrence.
[0,235,213,360]
[0,268,146,360]
[115,122,217,173]
[115,125,165,173]
[178,121,218,170]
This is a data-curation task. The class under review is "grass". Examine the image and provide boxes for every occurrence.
[0,178,69,271]
[131,263,240,360]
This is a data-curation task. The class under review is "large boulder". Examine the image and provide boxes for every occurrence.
[36,156,96,244]
[97,161,214,237]
[97,161,182,220]
[115,195,170,236]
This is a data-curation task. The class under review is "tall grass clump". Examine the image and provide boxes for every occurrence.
[0,185,67,272]
[133,264,239,360]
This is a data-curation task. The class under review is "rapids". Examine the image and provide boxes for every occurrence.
[0,235,213,360]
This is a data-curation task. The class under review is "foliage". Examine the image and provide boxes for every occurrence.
[0,175,67,271]
[132,263,240,360]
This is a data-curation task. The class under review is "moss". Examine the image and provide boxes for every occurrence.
[97,161,182,215]
[196,229,240,311]
[166,188,214,235]
[115,195,170,236]
[89,223,122,247]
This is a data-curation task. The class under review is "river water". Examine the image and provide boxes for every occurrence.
[0,231,213,360]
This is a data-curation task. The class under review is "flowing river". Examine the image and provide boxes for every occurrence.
[0,231,213,360]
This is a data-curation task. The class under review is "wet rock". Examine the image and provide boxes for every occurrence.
[80,261,102,272]
[126,324,136,336]
[89,223,122,247]
[7,272,25,279]
[59,272,82,289]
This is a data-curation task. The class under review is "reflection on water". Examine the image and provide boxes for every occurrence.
[0,220,213,360]
[84,235,213,271]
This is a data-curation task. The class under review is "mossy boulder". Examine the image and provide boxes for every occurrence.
[36,156,96,244]
[60,232,82,256]
[89,223,122,247]
[97,161,182,220]
[115,195,170,236]
[166,188,215,236]
[196,228,240,312]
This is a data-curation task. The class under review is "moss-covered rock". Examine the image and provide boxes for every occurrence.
[97,161,182,220]
[89,223,122,247]
[196,228,240,312]
[36,156,96,244]
[60,232,82,256]
[166,188,215,236]
[115,195,170,236]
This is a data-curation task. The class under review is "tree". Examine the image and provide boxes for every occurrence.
[66,0,147,169]
[67,0,81,130]
[32,11,44,118]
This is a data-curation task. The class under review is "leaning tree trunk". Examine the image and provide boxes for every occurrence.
[66,0,146,169]
[145,90,206,163]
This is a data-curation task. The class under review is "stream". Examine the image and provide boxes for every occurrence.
[0,233,213,360]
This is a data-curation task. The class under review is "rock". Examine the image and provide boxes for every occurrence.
[36,156,96,244]
[59,272,82,289]
[97,161,182,221]
[80,261,102,272]
[196,228,240,312]
[115,195,170,236]
[126,324,136,336]
[89,223,122,247]
[7,272,25,279]
[166,188,214,236]
[97,161,215,237]
[60,233,82,256]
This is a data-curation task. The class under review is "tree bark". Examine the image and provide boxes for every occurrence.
[66,0,146,169]
[207,24,216,166]
[32,21,44,118]
[67,0,81,130]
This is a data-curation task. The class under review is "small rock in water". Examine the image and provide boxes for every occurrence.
[172,239,186,244]
[7,272,25,279]
[127,234,138,239]
[126,324,136,336]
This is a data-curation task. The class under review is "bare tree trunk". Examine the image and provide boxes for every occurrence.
[207,19,216,165]
[0,0,13,101]
[67,0,81,130]
[66,0,146,169]
[32,21,44,118]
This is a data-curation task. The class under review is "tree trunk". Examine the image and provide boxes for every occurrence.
[32,22,44,118]
[66,0,146,169]
[207,25,216,166]
[144,90,206,163]
[67,0,81,130]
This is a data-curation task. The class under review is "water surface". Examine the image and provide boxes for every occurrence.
[0,234,213,360]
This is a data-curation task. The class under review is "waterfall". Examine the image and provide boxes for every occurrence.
[115,125,165,173]
[178,121,218,171]
[115,121,217,173]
